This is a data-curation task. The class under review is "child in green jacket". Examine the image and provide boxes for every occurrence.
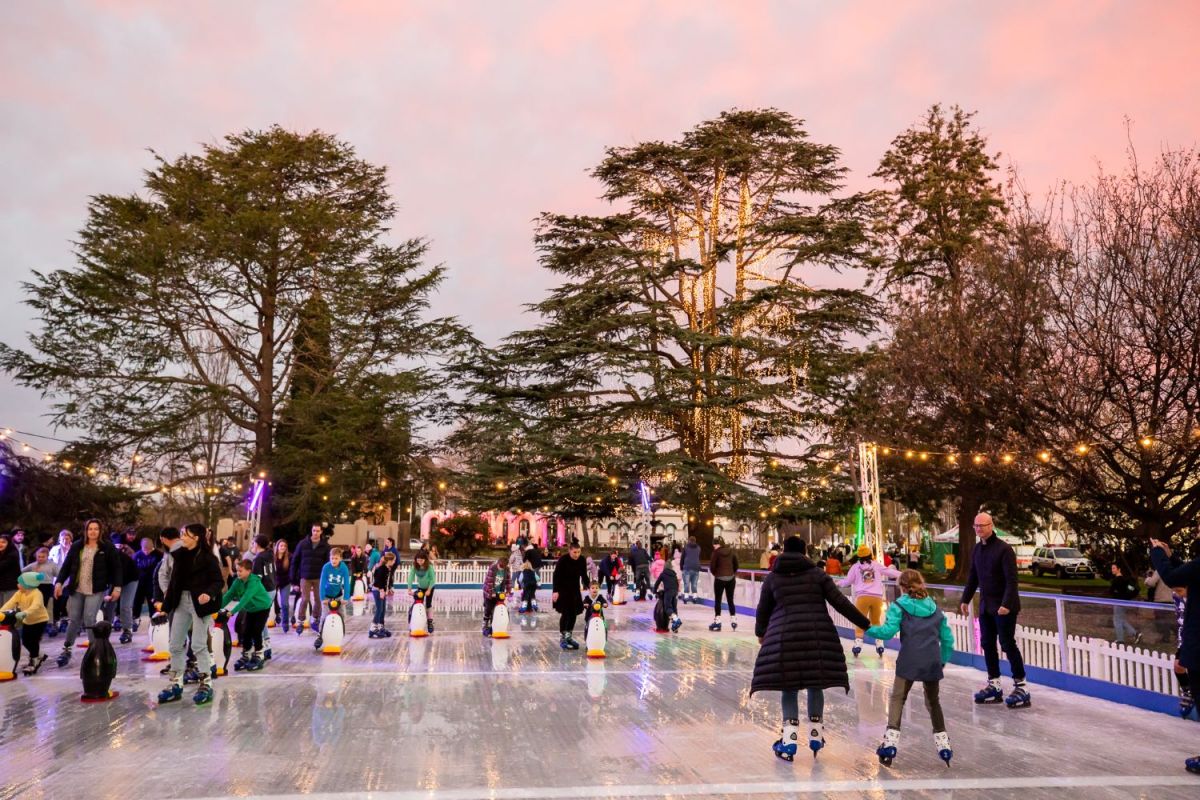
[222,560,273,671]
[866,569,956,768]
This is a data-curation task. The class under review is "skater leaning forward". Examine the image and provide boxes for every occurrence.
[552,542,590,650]
[959,512,1030,708]
[751,536,872,761]
[867,569,955,767]
[221,559,273,671]
[407,550,436,633]
[838,544,900,657]
[481,555,510,637]
[369,551,398,638]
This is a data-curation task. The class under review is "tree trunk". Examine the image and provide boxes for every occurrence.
[949,487,981,583]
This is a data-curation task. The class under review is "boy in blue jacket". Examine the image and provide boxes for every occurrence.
[867,569,956,768]
[315,547,352,650]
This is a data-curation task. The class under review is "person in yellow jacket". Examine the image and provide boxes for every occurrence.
[1,571,51,674]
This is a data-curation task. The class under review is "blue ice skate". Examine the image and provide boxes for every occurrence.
[876,728,899,766]
[773,720,799,762]
[807,718,825,757]
[1186,755,1200,774]
[193,683,213,705]
[157,684,183,704]
[1004,685,1031,709]
[974,682,1003,704]
[934,731,952,766]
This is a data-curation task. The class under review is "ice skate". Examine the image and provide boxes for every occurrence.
[157,683,183,704]
[55,648,71,668]
[233,652,251,671]
[263,647,272,660]
[119,630,133,645]
[807,718,825,757]
[670,615,682,633]
[245,655,264,671]
[564,633,580,650]
[974,680,1003,704]
[368,626,381,639]
[1180,687,1195,719]
[730,616,738,630]
[182,667,201,684]
[559,633,570,650]
[1186,755,1200,775]
[852,637,863,658]
[193,680,213,706]
[427,619,434,633]
[1005,684,1031,709]
[876,644,886,657]
[22,654,47,676]
[313,635,324,650]
[876,727,900,766]
[934,731,952,766]
[708,619,722,632]
[482,625,492,637]
[772,719,799,762]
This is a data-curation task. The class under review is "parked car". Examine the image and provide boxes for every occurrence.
[1031,546,1095,578]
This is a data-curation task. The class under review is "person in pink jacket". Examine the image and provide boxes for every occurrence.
[838,545,902,658]
[649,550,667,585]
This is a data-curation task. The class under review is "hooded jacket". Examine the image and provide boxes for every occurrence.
[837,559,902,599]
[221,572,273,615]
[867,594,955,682]
[751,551,871,694]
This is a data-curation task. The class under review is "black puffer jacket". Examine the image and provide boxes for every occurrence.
[751,552,872,694]
[552,553,590,615]
[164,544,225,617]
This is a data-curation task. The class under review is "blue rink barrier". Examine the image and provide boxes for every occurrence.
[692,594,1183,718]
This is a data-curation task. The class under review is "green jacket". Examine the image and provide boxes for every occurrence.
[221,573,273,615]
[867,594,955,666]
[408,564,436,591]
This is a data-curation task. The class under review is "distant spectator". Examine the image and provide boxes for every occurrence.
[1109,562,1142,646]
[1146,568,1175,603]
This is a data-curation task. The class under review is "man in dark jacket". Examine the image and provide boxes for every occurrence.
[1149,536,1200,775]
[959,512,1029,708]
[552,542,590,650]
[158,522,224,706]
[751,537,871,760]
[629,541,652,601]
[291,525,330,635]
[597,549,624,599]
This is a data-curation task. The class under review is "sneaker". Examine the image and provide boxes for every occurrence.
[934,731,952,766]
[193,682,214,705]
[57,619,68,634]
[381,628,393,638]
[157,684,183,704]
[119,630,133,645]
[877,727,900,766]
[295,624,304,636]
[974,681,1003,704]
[281,622,290,633]
[1005,685,1031,709]
[773,719,799,762]
[313,635,324,650]
[55,648,71,668]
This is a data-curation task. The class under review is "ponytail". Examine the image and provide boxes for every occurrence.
[899,569,928,600]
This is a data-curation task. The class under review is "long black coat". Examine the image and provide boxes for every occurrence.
[751,552,872,694]
[1151,547,1200,670]
[552,554,589,615]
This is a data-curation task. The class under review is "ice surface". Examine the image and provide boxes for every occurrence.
[0,590,1195,799]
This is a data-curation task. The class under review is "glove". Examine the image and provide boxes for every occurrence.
[15,611,27,622]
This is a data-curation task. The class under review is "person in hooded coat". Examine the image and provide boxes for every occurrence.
[751,536,870,760]
[1149,536,1200,775]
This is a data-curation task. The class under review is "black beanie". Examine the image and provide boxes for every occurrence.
[783,536,805,554]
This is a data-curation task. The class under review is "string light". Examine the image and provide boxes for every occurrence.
[1038,451,1051,462]
[1075,444,1090,455]
[1140,436,1154,449]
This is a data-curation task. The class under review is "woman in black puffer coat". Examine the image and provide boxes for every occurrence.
[751,536,871,761]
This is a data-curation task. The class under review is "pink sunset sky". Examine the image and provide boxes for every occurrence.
[2,1,1199,442]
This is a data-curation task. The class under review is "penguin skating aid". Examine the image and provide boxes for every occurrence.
[80,620,119,702]
[491,593,511,639]
[0,612,18,681]
[321,599,345,654]
[409,590,430,637]
[210,613,232,676]
[144,611,171,661]
[585,603,607,658]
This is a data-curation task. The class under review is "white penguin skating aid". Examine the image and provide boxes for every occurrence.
[611,581,628,606]
[209,621,228,676]
[491,593,511,639]
[585,610,607,658]
[409,591,430,637]
[320,600,345,654]
[0,619,17,681]
[144,613,170,661]
[352,578,366,601]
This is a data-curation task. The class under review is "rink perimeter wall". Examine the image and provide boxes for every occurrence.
[412,560,1184,718]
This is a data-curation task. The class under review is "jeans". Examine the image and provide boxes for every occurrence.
[682,569,699,595]
[64,591,105,648]
[979,610,1026,682]
[168,591,213,684]
[372,590,387,625]
[781,688,824,721]
[297,578,321,628]
[1113,606,1139,644]
[887,678,945,732]
[103,580,137,631]
[275,587,291,630]
[713,577,736,616]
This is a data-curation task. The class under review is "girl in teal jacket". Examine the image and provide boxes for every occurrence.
[866,569,956,768]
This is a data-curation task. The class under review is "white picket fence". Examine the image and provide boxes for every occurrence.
[694,569,1181,699]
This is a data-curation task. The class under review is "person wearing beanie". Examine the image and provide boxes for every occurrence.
[838,544,901,658]
[752,536,872,761]
[1,571,51,674]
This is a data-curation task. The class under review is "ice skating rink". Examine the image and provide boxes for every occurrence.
[0,590,1195,800]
